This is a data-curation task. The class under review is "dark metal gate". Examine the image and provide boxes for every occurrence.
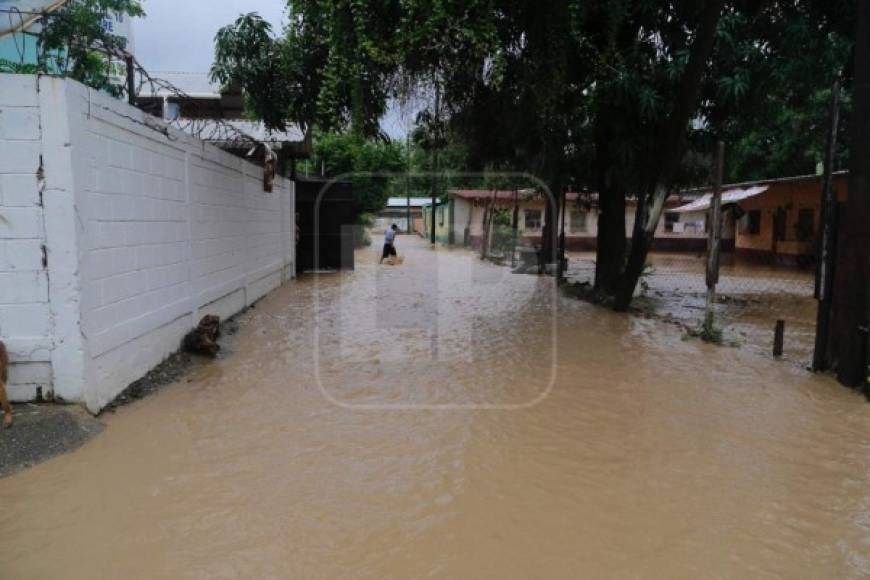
[295,178,358,273]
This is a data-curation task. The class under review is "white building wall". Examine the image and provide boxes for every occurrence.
[0,74,53,400]
[0,75,295,412]
[452,198,472,242]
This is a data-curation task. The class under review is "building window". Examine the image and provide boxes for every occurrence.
[796,208,815,242]
[774,208,787,242]
[746,210,761,235]
[524,209,542,231]
[438,206,445,226]
[664,212,678,233]
[570,210,588,233]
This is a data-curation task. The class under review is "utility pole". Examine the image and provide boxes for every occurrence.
[812,79,841,371]
[703,141,725,339]
[430,82,440,245]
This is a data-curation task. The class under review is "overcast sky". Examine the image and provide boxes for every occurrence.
[131,0,413,137]
[133,0,286,73]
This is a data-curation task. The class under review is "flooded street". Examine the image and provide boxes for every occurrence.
[3,235,870,579]
[568,252,820,365]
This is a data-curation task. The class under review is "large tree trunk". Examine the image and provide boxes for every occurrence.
[614,0,724,311]
[539,169,562,268]
[830,1,870,387]
[593,122,626,297]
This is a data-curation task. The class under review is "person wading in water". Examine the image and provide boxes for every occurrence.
[380,223,399,264]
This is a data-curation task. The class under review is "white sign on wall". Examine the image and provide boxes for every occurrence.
[102,9,134,86]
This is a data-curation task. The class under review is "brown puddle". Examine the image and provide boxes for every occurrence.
[2,236,870,579]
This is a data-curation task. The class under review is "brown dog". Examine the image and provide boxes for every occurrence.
[0,341,12,428]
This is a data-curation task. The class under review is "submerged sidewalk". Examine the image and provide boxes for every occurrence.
[1,236,868,579]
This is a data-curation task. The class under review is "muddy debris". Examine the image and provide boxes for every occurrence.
[183,315,222,357]
[0,405,103,478]
[103,314,243,414]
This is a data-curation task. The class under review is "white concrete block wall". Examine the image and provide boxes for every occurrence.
[0,75,295,411]
[0,74,53,400]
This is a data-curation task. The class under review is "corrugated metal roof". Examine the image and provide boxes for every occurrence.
[679,170,847,196]
[450,189,581,201]
[386,197,432,208]
[137,71,221,98]
[672,185,769,213]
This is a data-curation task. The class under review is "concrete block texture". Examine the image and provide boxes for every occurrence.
[0,75,296,410]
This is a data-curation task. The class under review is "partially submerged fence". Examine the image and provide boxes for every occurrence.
[567,251,819,364]
[0,74,296,411]
[565,172,851,368]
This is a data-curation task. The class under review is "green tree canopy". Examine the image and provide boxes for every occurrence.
[700,1,854,182]
[212,0,856,306]
[299,131,406,214]
[1,0,144,94]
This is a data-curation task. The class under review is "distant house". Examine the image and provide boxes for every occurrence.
[423,189,700,251]
[669,172,849,266]
[134,71,243,120]
[375,197,432,233]
[420,195,470,245]
[419,173,850,266]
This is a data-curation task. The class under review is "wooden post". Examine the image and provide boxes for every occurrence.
[774,320,786,357]
[430,170,437,244]
[832,0,870,387]
[812,79,841,371]
[125,54,136,106]
[406,133,412,234]
[512,188,519,268]
[558,188,567,283]
[703,141,725,337]
[481,189,496,260]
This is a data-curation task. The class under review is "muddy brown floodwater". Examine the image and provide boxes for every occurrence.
[568,252,821,365]
[2,236,870,579]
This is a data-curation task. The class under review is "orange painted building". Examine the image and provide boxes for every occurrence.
[673,172,849,266]
[733,173,848,265]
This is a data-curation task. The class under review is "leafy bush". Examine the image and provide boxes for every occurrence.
[0,60,41,74]
[490,209,516,256]
[16,0,145,95]
[298,132,407,215]
[354,213,375,248]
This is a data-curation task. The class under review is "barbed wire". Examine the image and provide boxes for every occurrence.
[123,55,260,149]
